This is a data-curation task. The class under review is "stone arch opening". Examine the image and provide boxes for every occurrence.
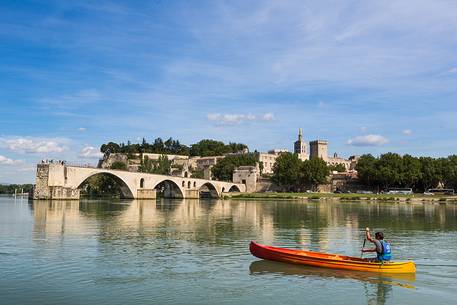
[77,172,135,199]
[222,187,225,192]
[182,181,185,187]
[228,185,241,192]
[199,182,219,198]
[193,181,196,187]
[188,181,191,188]
[140,178,145,188]
[154,180,184,199]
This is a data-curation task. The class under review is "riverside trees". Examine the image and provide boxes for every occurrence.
[356,153,457,192]
[271,153,330,191]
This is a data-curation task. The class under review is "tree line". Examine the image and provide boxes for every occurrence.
[100,138,248,157]
[356,153,457,191]
[271,153,330,191]
[0,184,34,194]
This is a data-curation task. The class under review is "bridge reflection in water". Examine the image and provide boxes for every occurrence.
[29,199,457,253]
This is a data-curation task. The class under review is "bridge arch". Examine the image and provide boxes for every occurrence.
[76,171,135,199]
[153,179,184,198]
[228,185,241,192]
[199,182,219,198]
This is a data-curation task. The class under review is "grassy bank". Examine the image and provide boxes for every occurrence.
[225,192,457,202]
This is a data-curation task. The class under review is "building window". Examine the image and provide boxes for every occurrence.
[140,178,145,188]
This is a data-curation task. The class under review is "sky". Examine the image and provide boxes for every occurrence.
[1,0,457,183]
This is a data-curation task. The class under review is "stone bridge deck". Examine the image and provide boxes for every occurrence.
[33,164,246,200]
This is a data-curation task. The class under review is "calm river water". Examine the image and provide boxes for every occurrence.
[1,196,456,305]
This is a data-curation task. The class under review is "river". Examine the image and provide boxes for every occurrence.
[0,196,456,305]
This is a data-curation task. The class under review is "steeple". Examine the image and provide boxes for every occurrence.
[294,128,308,160]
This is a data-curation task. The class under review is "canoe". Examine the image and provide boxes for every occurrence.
[250,241,416,274]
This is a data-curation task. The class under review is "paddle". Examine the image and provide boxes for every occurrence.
[360,238,366,258]
[361,227,369,258]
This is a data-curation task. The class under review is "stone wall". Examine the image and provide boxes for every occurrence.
[233,166,257,193]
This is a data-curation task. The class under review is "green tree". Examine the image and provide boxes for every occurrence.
[211,154,257,181]
[101,142,120,154]
[401,154,422,188]
[271,153,302,191]
[190,139,248,157]
[301,158,330,190]
[355,154,379,188]
[0,184,34,194]
[377,153,404,189]
[443,155,457,189]
[419,157,442,191]
[111,161,127,170]
[139,155,172,175]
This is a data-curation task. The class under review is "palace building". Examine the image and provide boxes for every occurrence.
[256,129,358,174]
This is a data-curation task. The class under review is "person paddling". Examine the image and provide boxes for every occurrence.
[362,227,391,262]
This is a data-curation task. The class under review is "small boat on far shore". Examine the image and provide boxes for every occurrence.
[250,241,416,274]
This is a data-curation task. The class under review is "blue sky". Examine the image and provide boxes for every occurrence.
[1,0,457,183]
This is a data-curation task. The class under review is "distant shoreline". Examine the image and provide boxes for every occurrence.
[225,192,457,203]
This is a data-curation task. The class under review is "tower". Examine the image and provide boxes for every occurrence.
[294,128,309,160]
[309,140,328,161]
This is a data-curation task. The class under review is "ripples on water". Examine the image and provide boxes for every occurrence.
[0,197,456,305]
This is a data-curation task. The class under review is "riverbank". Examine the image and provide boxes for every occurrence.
[226,192,457,203]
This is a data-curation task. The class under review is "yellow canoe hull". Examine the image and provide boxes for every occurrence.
[250,241,416,274]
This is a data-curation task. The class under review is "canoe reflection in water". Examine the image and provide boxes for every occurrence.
[250,260,416,305]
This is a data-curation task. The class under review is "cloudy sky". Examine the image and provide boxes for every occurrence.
[1,0,457,183]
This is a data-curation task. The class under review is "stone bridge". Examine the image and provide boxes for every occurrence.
[33,164,246,200]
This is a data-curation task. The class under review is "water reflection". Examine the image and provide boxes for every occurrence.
[29,199,457,252]
[5,198,456,305]
[250,260,415,305]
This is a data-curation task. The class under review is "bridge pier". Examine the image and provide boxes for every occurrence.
[33,164,80,200]
[137,189,157,199]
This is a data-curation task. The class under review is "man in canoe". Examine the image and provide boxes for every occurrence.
[362,227,392,262]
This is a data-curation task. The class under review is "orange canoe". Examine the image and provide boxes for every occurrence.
[250,241,416,274]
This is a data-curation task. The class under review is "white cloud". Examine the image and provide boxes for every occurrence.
[2,137,68,154]
[79,145,103,159]
[360,126,368,133]
[207,112,275,125]
[403,129,413,135]
[449,67,457,74]
[78,127,86,132]
[262,113,275,121]
[347,134,388,146]
[0,155,23,165]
